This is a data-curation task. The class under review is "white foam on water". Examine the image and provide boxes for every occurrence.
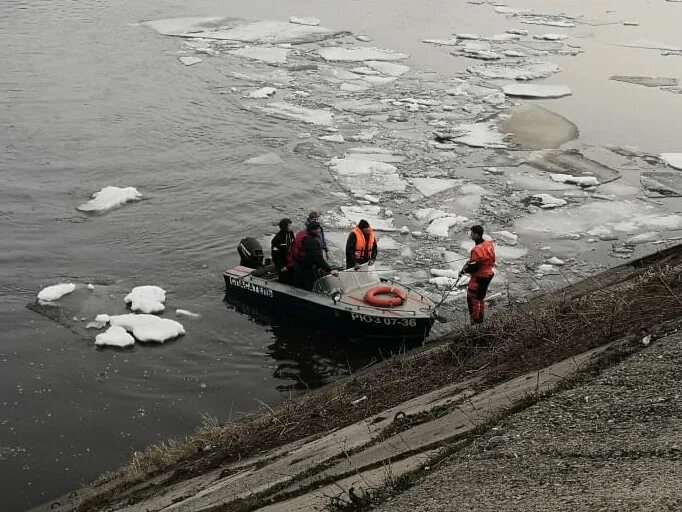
[257,102,334,125]
[318,47,409,62]
[110,314,185,343]
[502,84,572,98]
[95,326,135,348]
[77,186,142,213]
[37,283,76,302]
[411,178,460,198]
[244,152,283,165]
[124,286,166,314]
[661,153,682,170]
[247,86,277,99]
[229,47,289,64]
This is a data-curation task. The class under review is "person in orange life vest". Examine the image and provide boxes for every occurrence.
[292,221,338,290]
[345,219,378,270]
[271,218,295,285]
[460,225,496,324]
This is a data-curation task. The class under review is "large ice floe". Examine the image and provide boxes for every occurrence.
[110,314,185,343]
[502,84,572,98]
[142,17,342,44]
[468,61,560,80]
[77,186,142,213]
[124,285,166,314]
[661,153,682,170]
[317,47,409,62]
[37,283,76,302]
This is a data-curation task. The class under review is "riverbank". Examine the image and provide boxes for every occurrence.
[33,244,682,511]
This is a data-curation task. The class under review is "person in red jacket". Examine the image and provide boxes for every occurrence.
[461,225,496,324]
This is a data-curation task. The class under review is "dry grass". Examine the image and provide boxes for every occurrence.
[78,248,682,511]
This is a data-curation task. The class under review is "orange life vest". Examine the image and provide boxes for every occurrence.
[470,240,496,278]
[352,226,375,261]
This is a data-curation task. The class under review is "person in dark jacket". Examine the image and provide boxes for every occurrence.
[271,218,295,285]
[345,219,378,270]
[292,221,338,290]
[304,210,329,260]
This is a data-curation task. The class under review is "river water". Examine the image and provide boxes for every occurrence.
[1,1,681,510]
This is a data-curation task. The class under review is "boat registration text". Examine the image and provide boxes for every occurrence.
[229,277,273,297]
[351,313,417,327]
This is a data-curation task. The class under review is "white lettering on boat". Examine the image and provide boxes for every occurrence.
[229,277,274,297]
[350,312,417,327]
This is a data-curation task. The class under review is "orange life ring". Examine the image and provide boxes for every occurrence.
[364,285,407,308]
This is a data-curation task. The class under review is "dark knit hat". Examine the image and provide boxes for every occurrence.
[306,220,321,231]
[358,219,370,229]
[470,225,484,237]
[278,218,292,230]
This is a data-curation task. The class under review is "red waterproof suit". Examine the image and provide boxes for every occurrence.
[464,240,496,323]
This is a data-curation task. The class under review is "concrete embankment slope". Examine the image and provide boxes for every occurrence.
[33,245,681,512]
[373,331,682,512]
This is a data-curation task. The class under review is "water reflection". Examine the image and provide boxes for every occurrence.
[224,295,424,391]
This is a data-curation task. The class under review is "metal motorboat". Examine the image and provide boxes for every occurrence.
[224,256,436,342]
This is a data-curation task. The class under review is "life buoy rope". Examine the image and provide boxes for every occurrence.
[364,285,407,308]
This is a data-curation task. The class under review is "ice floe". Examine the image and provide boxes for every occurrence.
[411,178,460,198]
[289,17,320,27]
[143,17,341,44]
[38,283,76,302]
[124,286,166,314]
[467,61,560,80]
[502,105,578,150]
[110,314,185,343]
[317,47,409,62]
[319,134,345,143]
[229,47,289,64]
[550,174,599,188]
[336,205,396,231]
[244,152,283,165]
[256,102,333,125]
[529,193,567,208]
[95,326,135,348]
[534,33,568,41]
[502,84,572,98]
[427,215,469,237]
[492,230,518,245]
[248,86,277,99]
[77,186,142,213]
[610,76,678,88]
[179,56,202,66]
[328,157,406,196]
[452,123,507,148]
[661,153,682,170]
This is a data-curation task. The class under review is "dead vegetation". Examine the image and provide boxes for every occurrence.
[75,246,682,511]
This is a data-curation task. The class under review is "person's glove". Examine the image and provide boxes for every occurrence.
[368,259,375,266]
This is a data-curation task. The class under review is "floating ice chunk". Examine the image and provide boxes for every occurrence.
[429,276,459,288]
[110,314,184,343]
[176,309,201,318]
[491,230,518,246]
[124,286,166,314]
[328,157,397,176]
[534,33,568,41]
[547,256,565,265]
[641,172,682,198]
[179,56,202,66]
[452,123,507,148]
[468,61,560,80]
[38,283,76,302]
[661,153,682,170]
[248,87,277,99]
[503,50,526,58]
[288,16,320,26]
[229,47,289,64]
[77,186,142,213]
[519,16,576,28]
[502,84,572,98]
[340,82,371,92]
[414,208,448,223]
[427,216,468,237]
[400,226,410,235]
[610,76,678,88]
[338,205,396,231]
[319,134,345,143]
[507,29,529,35]
[411,178,460,198]
[318,47,409,62]
[143,18,340,44]
[537,264,560,275]
[95,314,111,323]
[244,152,283,165]
[328,157,406,195]
[598,182,640,196]
[430,268,459,279]
[95,326,135,348]
[378,236,400,250]
[346,147,404,163]
[627,232,659,245]
[257,102,333,125]
[87,283,95,290]
[456,33,482,40]
[531,193,568,208]
[550,174,599,187]
[423,38,459,46]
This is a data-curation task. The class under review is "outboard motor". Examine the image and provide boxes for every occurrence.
[237,237,264,269]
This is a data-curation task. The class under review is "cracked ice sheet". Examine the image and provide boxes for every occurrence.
[327,157,407,195]
[317,47,409,62]
[142,18,342,44]
[255,102,333,125]
[336,205,396,231]
[411,178,460,198]
[514,201,682,238]
[228,47,289,64]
